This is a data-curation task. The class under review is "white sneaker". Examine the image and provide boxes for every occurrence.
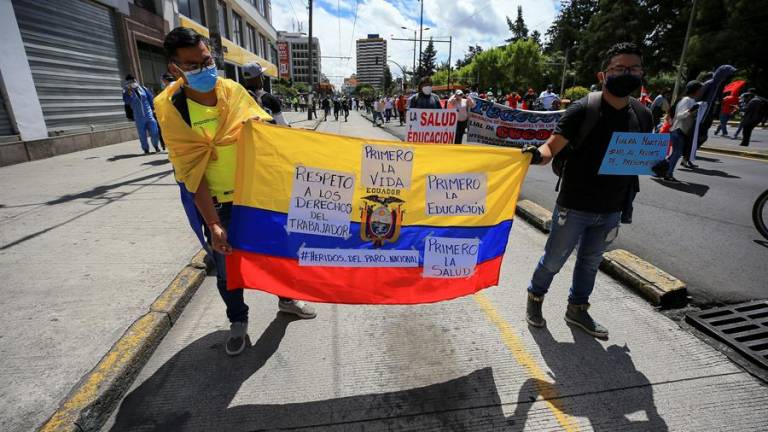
[278,299,317,319]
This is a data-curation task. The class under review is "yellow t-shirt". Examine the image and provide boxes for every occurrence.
[187,98,236,202]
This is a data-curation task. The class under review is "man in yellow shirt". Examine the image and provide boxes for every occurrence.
[156,27,316,356]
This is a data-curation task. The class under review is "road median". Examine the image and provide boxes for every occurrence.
[38,249,210,432]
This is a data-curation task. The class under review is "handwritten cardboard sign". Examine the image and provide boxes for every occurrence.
[406,108,458,143]
[287,165,355,238]
[598,132,669,175]
[425,173,487,216]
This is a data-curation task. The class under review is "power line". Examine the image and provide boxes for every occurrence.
[287,0,303,29]
[347,0,360,61]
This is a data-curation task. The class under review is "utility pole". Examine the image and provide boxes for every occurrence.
[672,0,697,104]
[559,47,569,96]
[307,0,314,120]
[447,36,452,91]
[413,30,417,78]
[418,0,424,77]
[203,0,224,72]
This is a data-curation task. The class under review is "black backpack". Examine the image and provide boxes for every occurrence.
[551,91,653,190]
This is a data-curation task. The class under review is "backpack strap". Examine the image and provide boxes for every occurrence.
[629,97,653,132]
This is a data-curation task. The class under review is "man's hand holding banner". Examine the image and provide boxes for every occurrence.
[226,122,531,304]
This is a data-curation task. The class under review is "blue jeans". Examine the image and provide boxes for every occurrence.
[212,203,249,323]
[714,113,729,136]
[666,129,685,177]
[135,117,160,152]
[528,206,621,305]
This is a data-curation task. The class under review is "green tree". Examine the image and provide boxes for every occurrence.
[353,83,376,99]
[431,69,449,85]
[506,6,529,43]
[417,38,438,79]
[294,82,310,93]
[455,45,483,69]
[563,85,590,101]
[383,66,393,94]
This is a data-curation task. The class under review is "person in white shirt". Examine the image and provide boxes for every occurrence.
[384,97,394,122]
[539,84,560,110]
[447,90,477,144]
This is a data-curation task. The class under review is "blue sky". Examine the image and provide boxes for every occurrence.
[273,0,559,87]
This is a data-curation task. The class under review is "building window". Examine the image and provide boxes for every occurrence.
[246,24,255,52]
[264,0,271,23]
[232,12,243,46]
[250,26,260,55]
[178,0,206,24]
[255,0,264,15]
[259,34,267,60]
[217,1,229,39]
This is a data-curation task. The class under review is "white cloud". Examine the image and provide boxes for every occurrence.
[271,0,558,88]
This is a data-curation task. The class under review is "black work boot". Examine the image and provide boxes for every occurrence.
[565,303,609,338]
[526,293,546,327]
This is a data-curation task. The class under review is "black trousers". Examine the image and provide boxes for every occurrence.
[455,120,468,144]
[741,125,755,146]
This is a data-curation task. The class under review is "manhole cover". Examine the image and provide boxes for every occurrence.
[686,301,768,368]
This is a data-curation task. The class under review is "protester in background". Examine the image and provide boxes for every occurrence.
[156,28,316,356]
[384,96,393,122]
[649,89,671,132]
[523,88,537,110]
[739,90,764,147]
[342,96,350,122]
[321,96,331,121]
[507,91,521,109]
[447,89,477,144]
[242,62,287,126]
[733,88,754,139]
[665,80,703,177]
[639,86,652,106]
[714,91,739,137]
[487,91,497,103]
[307,93,317,119]
[160,72,175,90]
[333,96,341,121]
[396,94,407,125]
[122,74,161,154]
[539,84,560,110]
[408,77,442,109]
[468,86,479,99]
[520,42,652,339]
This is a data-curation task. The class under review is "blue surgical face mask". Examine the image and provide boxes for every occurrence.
[182,63,218,93]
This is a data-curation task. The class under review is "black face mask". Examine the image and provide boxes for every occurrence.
[604,74,642,97]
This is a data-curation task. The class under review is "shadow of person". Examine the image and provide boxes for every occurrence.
[678,166,740,179]
[111,315,513,431]
[510,326,668,431]
[650,177,710,197]
[111,313,300,431]
[107,153,150,161]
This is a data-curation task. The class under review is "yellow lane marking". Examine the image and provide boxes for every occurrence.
[697,150,768,163]
[473,292,580,432]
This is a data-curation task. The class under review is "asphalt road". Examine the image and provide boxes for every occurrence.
[375,116,768,305]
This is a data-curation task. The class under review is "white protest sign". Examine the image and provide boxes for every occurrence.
[425,173,487,216]
[406,108,458,143]
[298,247,420,267]
[287,165,355,238]
[423,236,480,278]
[361,144,414,190]
[690,101,708,162]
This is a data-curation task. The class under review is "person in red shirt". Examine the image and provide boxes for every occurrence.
[396,94,407,126]
[714,91,739,137]
[507,92,521,109]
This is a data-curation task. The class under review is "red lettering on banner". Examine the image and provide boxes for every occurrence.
[420,112,457,127]
[495,125,553,142]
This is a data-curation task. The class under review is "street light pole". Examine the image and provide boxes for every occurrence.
[672,0,697,104]
[418,0,424,76]
[447,36,452,91]
[559,47,569,96]
[307,0,313,120]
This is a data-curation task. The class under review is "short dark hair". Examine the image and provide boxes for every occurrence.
[163,27,209,59]
[125,74,135,81]
[602,42,643,69]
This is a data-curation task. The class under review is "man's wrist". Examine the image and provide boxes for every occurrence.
[207,220,222,229]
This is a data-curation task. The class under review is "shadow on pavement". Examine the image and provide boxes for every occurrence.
[107,153,150,161]
[679,166,740,179]
[511,326,668,431]
[111,314,517,431]
[142,159,170,166]
[45,170,172,206]
[651,177,710,197]
[693,155,722,163]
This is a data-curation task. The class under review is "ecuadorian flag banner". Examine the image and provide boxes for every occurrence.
[226,122,530,304]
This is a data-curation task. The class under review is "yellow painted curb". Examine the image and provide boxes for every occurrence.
[699,146,768,161]
[600,249,687,307]
[38,249,209,432]
[515,199,552,232]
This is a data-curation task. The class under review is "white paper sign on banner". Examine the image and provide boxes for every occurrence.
[406,108,458,143]
[287,165,355,238]
[298,248,420,267]
[425,173,487,216]
[423,236,480,278]
[361,144,414,190]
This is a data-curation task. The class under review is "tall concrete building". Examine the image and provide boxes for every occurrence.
[356,34,387,92]
[276,31,322,87]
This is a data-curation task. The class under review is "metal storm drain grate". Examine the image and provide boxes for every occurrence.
[686,300,768,369]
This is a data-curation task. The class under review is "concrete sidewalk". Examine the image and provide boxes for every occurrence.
[0,142,200,431]
[103,112,768,431]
